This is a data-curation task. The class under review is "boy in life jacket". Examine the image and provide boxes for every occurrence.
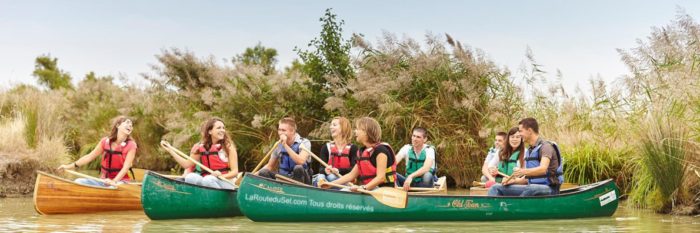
[320,117,397,192]
[395,127,438,191]
[57,116,137,188]
[257,117,313,185]
[312,117,358,187]
[488,118,564,196]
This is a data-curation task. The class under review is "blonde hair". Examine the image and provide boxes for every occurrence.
[333,117,353,143]
[354,117,381,144]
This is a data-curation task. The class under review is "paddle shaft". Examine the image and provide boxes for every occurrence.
[253,141,280,173]
[64,170,140,193]
[65,169,108,183]
[300,145,342,177]
[320,180,374,195]
[163,143,236,186]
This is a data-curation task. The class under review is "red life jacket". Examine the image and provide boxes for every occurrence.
[195,143,230,177]
[327,143,352,171]
[100,138,136,181]
[356,143,397,186]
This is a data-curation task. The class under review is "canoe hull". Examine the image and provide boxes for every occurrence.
[238,174,619,222]
[33,171,142,215]
[141,171,242,220]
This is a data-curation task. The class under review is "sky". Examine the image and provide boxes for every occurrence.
[1,1,699,93]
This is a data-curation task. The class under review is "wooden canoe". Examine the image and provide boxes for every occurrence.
[141,171,242,220]
[237,173,619,222]
[33,171,142,215]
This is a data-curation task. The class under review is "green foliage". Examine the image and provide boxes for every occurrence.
[296,8,354,121]
[235,43,278,75]
[32,55,73,90]
[563,143,632,191]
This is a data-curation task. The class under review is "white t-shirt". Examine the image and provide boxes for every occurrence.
[396,144,437,171]
[484,146,499,167]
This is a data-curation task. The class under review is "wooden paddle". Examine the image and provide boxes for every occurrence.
[234,141,280,186]
[160,141,237,187]
[253,141,280,173]
[299,145,342,177]
[497,172,511,179]
[65,170,141,194]
[318,179,407,209]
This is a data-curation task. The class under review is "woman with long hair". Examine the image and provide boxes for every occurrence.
[164,117,238,189]
[495,127,525,183]
[312,117,358,186]
[57,116,137,187]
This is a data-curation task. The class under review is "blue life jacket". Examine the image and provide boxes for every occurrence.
[278,142,307,176]
[525,140,564,186]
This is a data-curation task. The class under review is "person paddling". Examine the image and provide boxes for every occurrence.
[395,127,437,191]
[57,116,137,187]
[162,117,239,189]
[257,117,313,184]
[320,117,397,192]
[312,117,358,187]
[488,118,564,196]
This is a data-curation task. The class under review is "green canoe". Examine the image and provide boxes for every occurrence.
[237,173,619,222]
[141,171,242,220]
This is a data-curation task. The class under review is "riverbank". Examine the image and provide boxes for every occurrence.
[0,153,41,197]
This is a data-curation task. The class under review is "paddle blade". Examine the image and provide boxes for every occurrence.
[369,187,408,209]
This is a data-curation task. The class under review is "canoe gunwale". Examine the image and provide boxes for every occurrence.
[145,171,238,193]
[243,172,615,200]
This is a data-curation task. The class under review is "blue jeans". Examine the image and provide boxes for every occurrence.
[312,173,339,187]
[487,183,558,196]
[396,172,436,188]
[74,178,123,188]
[184,173,236,190]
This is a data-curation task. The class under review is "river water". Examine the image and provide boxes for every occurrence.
[0,197,697,232]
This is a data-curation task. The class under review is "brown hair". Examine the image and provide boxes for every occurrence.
[496,131,507,139]
[355,117,382,144]
[278,117,297,131]
[413,127,428,139]
[200,117,234,155]
[518,117,539,134]
[332,116,353,143]
[499,127,525,167]
[108,116,133,143]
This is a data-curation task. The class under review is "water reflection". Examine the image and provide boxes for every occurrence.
[1,197,698,233]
